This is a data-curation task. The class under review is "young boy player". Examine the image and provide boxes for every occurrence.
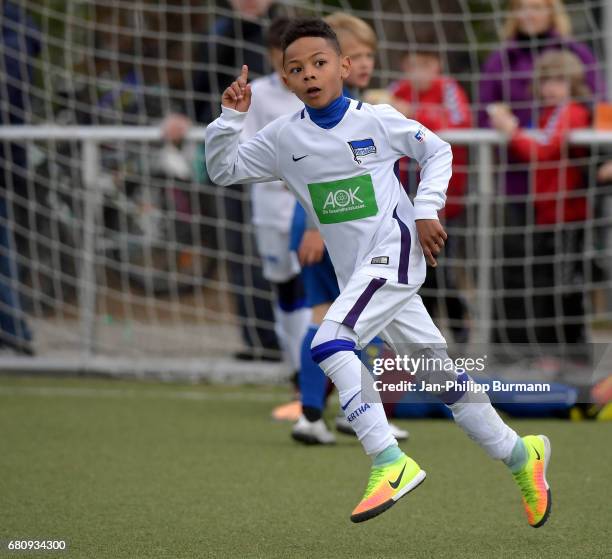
[206,18,551,527]
[292,11,407,444]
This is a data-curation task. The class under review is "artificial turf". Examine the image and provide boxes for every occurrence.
[0,374,610,558]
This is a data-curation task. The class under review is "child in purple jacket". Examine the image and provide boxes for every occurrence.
[479,0,605,195]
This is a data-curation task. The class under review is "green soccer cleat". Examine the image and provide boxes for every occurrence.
[350,453,426,523]
[512,435,552,528]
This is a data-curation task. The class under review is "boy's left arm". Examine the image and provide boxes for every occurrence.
[376,105,453,266]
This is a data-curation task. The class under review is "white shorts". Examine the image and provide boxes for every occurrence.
[324,271,446,351]
[254,225,300,283]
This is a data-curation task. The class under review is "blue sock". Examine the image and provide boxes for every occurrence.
[503,438,528,473]
[299,325,327,415]
[373,444,402,467]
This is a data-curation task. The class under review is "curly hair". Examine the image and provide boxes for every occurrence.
[281,18,341,56]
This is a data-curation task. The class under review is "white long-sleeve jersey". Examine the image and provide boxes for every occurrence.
[206,98,452,289]
[241,73,303,232]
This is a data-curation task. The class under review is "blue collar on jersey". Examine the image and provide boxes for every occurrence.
[305,94,350,129]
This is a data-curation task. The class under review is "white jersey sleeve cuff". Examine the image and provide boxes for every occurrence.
[414,200,440,220]
[220,105,248,122]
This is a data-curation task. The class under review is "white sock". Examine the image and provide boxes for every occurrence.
[409,346,518,462]
[449,398,518,461]
[319,350,395,456]
[276,307,311,371]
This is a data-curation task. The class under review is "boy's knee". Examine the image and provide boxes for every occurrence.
[310,320,358,363]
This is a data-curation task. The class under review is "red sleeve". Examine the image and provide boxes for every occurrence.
[509,104,590,162]
[389,81,411,101]
[415,79,472,130]
[393,78,472,131]
[440,145,468,220]
[442,80,470,218]
[413,106,446,130]
[442,79,472,129]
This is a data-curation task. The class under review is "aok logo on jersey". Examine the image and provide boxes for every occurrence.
[308,174,379,224]
[323,187,363,211]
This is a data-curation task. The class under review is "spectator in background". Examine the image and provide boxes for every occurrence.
[163,0,279,136]
[164,0,283,360]
[241,17,310,419]
[489,50,591,360]
[480,0,604,140]
[389,43,471,343]
[478,0,605,346]
[193,0,276,123]
[0,1,40,354]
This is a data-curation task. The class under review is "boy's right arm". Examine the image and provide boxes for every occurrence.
[205,65,280,186]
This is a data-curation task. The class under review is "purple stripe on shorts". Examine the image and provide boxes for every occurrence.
[342,278,387,329]
[392,207,411,284]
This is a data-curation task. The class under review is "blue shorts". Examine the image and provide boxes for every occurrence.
[302,251,340,307]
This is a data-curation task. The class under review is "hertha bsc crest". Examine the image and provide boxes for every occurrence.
[348,138,377,164]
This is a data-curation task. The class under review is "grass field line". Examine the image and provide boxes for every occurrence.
[0,384,285,402]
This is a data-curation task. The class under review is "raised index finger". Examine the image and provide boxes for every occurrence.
[238,64,248,86]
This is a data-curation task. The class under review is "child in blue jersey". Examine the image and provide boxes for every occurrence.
[291,12,408,445]
[206,18,552,527]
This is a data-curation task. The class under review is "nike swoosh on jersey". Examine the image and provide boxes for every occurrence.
[292,154,309,161]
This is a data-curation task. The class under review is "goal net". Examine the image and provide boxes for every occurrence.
[1,0,611,380]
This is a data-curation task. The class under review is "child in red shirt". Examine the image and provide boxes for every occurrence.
[389,46,471,343]
[489,49,591,355]
[490,52,590,225]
